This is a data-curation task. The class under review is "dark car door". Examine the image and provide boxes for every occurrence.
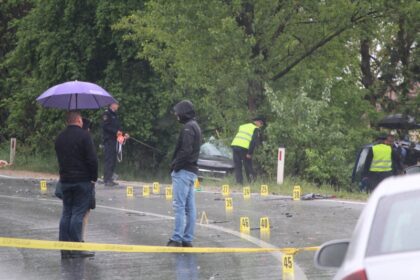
[352,145,371,184]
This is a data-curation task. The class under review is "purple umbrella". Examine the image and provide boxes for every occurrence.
[36,80,117,110]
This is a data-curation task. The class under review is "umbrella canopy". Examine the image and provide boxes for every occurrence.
[377,114,420,129]
[36,80,117,110]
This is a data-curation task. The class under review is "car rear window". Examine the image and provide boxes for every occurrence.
[367,190,420,257]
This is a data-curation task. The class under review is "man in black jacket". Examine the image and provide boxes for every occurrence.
[167,100,202,247]
[55,111,98,258]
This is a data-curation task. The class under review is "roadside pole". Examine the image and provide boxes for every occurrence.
[277,147,285,184]
[10,138,16,165]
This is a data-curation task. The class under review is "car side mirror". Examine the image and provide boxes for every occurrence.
[314,240,350,269]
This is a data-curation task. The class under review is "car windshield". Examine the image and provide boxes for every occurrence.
[366,190,420,257]
[200,137,232,159]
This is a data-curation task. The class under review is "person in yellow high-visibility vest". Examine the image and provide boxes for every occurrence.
[362,134,399,192]
[231,116,265,184]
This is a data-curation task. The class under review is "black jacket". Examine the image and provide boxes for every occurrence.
[102,109,121,143]
[171,100,202,174]
[248,127,260,155]
[55,125,98,183]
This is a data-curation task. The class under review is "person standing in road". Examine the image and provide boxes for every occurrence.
[55,111,98,258]
[231,116,265,185]
[102,102,128,187]
[81,118,96,242]
[362,134,399,192]
[167,100,202,247]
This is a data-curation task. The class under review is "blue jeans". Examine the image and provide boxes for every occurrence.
[170,170,197,243]
[59,181,92,242]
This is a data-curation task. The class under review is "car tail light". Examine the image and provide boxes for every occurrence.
[342,269,368,280]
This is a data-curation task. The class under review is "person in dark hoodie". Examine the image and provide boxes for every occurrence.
[167,100,202,247]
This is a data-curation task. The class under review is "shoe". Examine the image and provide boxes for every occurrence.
[104,181,119,187]
[182,241,193,247]
[70,250,95,258]
[167,240,182,247]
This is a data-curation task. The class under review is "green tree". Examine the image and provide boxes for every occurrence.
[0,0,33,141]
[1,0,174,172]
[117,0,388,186]
[359,0,419,116]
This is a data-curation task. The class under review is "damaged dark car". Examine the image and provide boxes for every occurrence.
[198,137,234,179]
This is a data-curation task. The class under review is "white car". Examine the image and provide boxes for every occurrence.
[315,174,420,280]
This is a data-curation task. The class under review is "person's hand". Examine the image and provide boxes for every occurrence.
[124,133,130,139]
[246,154,252,159]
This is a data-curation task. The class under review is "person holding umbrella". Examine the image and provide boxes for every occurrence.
[37,80,124,186]
[55,111,97,258]
[102,102,129,187]
[37,80,118,258]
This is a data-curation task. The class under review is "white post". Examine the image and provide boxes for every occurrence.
[10,138,16,165]
[277,147,285,184]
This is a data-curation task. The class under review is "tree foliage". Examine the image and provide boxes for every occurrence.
[0,0,418,186]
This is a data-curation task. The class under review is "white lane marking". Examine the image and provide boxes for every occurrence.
[0,194,308,280]
[0,175,20,179]
[317,199,366,205]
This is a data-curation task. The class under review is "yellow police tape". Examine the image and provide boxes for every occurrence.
[0,237,319,255]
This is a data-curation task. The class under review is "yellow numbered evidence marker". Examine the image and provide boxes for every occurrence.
[40,181,47,193]
[260,185,269,196]
[293,185,301,201]
[222,184,230,196]
[240,217,250,234]
[152,182,160,194]
[243,186,251,199]
[260,217,270,233]
[282,254,295,275]
[143,185,150,197]
[225,197,233,211]
[126,186,134,198]
[165,186,173,200]
[194,179,201,191]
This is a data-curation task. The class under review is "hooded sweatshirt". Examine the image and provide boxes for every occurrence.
[171,100,202,174]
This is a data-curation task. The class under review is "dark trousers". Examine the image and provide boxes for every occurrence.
[367,171,392,193]
[103,140,117,183]
[59,182,92,242]
[232,147,255,185]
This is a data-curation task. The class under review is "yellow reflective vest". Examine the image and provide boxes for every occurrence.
[231,123,258,150]
[370,144,392,172]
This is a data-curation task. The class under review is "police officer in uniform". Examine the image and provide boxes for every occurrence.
[231,116,265,185]
[102,102,128,186]
[362,134,399,192]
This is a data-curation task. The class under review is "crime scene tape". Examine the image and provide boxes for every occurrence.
[0,237,319,255]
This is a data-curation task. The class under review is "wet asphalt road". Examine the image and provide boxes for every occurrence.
[0,177,364,279]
